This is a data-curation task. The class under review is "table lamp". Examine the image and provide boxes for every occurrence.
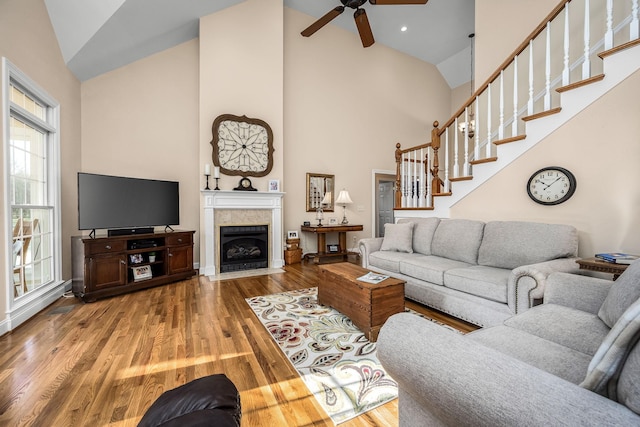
[336,189,353,224]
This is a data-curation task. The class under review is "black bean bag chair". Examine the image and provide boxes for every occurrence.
[138,374,241,427]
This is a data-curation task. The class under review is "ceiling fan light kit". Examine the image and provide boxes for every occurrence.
[301,0,428,48]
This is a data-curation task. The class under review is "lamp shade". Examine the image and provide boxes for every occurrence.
[321,192,332,205]
[336,190,353,204]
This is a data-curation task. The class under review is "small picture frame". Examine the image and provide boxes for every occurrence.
[130,253,143,264]
[303,221,311,227]
[132,265,152,281]
[328,217,338,225]
[287,230,299,239]
[327,244,339,253]
[268,179,280,192]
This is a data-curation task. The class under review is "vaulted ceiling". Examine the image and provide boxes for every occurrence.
[44,0,474,87]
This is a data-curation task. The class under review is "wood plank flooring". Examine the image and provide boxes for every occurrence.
[0,263,476,426]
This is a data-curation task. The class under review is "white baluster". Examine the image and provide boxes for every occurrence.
[463,114,470,176]
[412,150,420,208]
[453,118,460,178]
[426,146,432,207]
[605,0,613,50]
[544,22,551,110]
[470,105,479,161]
[444,128,450,193]
[528,40,534,115]
[401,152,406,207]
[632,0,639,39]
[498,71,504,140]
[512,55,519,137]
[486,83,492,157]
[582,0,591,79]
[419,148,425,207]
[563,3,570,86]
[475,96,481,158]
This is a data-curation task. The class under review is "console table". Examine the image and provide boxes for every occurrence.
[576,257,629,281]
[301,224,363,264]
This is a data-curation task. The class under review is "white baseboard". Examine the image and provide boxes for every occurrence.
[0,280,70,335]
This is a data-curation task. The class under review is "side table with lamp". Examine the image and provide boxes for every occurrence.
[301,224,363,264]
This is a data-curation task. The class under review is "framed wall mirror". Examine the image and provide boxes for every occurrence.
[306,173,334,212]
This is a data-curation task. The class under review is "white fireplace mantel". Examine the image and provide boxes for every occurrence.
[201,190,285,277]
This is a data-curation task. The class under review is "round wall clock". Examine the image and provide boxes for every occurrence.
[527,166,576,205]
[210,114,274,177]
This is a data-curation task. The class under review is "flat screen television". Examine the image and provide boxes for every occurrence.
[78,172,179,234]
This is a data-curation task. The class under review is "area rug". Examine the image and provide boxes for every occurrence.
[246,287,461,424]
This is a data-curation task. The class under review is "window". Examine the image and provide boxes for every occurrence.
[4,59,60,301]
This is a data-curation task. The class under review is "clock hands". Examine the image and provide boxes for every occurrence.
[542,176,562,190]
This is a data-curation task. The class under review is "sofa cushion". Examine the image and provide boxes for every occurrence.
[443,266,510,303]
[582,297,640,400]
[478,221,578,269]
[431,219,484,264]
[398,217,440,255]
[399,255,471,286]
[469,325,593,384]
[505,304,610,356]
[380,222,414,253]
[599,259,640,328]
[369,251,421,273]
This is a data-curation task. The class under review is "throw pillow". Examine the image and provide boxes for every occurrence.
[380,222,414,253]
[598,259,640,328]
[581,297,640,399]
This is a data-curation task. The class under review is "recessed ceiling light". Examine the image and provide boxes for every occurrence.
[400,26,408,32]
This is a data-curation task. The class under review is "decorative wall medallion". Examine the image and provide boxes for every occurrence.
[211,114,274,177]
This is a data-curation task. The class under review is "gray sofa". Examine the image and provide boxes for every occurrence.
[377,259,640,426]
[359,217,579,327]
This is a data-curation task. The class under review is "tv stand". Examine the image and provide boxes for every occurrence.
[71,230,195,302]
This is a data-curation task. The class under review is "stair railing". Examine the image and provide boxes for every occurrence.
[395,0,639,209]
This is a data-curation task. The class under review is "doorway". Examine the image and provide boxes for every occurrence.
[374,173,395,237]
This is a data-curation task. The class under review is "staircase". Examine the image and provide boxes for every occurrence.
[394,0,640,218]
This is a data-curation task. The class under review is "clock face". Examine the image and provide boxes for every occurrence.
[211,114,274,177]
[527,167,576,205]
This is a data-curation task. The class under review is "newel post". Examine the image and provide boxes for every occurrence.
[395,143,402,209]
[430,121,443,195]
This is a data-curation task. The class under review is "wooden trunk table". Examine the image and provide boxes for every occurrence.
[317,262,405,342]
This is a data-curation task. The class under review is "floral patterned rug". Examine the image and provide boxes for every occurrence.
[246,287,461,424]
[246,287,396,424]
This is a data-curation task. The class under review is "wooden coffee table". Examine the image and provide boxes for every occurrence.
[317,262,405,342]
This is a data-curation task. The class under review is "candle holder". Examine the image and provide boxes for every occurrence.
[204,174,211,190]
[214,177,220,191]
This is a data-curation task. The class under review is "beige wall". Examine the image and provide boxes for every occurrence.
[475,0,557,84]
[0,0,81,323]
[284,8,452,253]
[453,0,640,257]
[81,40,200,258]
[198,0,285,263]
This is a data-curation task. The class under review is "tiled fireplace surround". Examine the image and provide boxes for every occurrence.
[201,190,285,277]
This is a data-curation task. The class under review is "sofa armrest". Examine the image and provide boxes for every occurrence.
[544,272,612,314]
[508,257,581,314]
[377,313,640,426]
[358,238,383,268]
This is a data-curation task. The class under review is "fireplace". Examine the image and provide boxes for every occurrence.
[201,190,284,277]
[219,225,269,272]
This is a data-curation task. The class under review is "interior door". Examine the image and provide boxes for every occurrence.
[376,177,395,237]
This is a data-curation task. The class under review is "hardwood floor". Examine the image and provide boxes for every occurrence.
[0,262,476,426]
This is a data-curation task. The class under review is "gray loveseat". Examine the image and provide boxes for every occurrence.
[359,217,579,327]
[377,259,640,426]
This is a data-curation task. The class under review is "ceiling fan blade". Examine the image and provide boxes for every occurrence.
[301,6,345,37]
[354,8,375,48]
[369,0,428,4]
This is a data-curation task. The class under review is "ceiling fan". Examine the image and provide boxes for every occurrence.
[301,0,428,48]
